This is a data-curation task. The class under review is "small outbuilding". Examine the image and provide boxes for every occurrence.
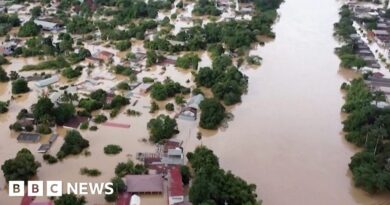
[17,133,40,143]
[35,75,60,88]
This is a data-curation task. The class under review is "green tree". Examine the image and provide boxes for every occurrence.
[199,98,226,129]
[57,130,89,159]
[187,146,260,205]
[62,67,82,79]
[54,103,75,125]
[0,101,9,113]
[0,66,9,82]
[1,148,41,183]
[54,194,86,205]
[147,114,179,143]
[105,177,126,202]
[18,21,40,37]
[12,78,30,94]
[32,96,54,122]
[30,6,42,18]
[115,160,147,177]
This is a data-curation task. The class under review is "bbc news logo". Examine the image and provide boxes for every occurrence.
[9,181,114,196]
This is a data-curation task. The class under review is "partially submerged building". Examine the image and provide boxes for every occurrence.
[17,133,40,143]
[178,94,204,121]
[124,175,164,194]
[34,19,63,31]
[35,75,60,88]
[168,166,184,205]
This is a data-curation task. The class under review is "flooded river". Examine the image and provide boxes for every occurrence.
[182,0,390,204]
[1,0,390,204]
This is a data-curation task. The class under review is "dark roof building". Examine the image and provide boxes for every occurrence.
[17,133,40,143]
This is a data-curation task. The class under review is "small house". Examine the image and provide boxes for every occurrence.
[161,148,184,165]
[35,75,60,88]
[178,94,204,121]
[17,133,40,143]
[34,19,63,31]
[7,4,25,14]
[85,56,103,65]
[0,40,20,56]
[97,50,114,62]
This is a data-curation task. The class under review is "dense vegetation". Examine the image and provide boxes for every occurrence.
[187,146,260,205]
[11,78,30,94]
[21,57,70,71]
[333,6,366,69]
[54,194,86,205]
[18,21,41,37]
[150,79,190,101]
[342,79,390,193]
[199,98,226,129]
[115,160,148,177]
[57,130,90,160]
[193,0,221,16]
[175,53,200,69]
[0,14,20,36]
[0,101,9,113]
[1,148,40,183]
[0,67,9,82]
[105,176,127,202]
[147,114,179,143]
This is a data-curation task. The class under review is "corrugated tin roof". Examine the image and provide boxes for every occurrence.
[35,75,59,87]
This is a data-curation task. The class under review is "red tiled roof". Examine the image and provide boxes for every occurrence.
[169,166,184,197]
[20,195,35,205]
[116,192,131,205]
[372,72,384,78]
[99,51,114,57]
[31,201,53,205]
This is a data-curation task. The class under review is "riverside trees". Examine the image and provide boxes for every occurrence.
[187,146,260,205]
[342,79,390,193]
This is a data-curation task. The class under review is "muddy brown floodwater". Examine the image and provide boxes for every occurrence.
[180,0,390,205]
[1,0,390,204]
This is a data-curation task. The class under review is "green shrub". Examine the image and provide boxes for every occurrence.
[93,114,107,123]
[80,167,101,176]
[104,145,123,155]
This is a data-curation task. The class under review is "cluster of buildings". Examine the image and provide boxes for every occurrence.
[118,140,188,205]
[347,2,390,105]
[350,33,380,68]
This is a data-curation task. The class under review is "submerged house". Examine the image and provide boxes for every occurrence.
[34,19,63,31]
[35,75,60,88]
[17,133,40,143]
[97,50,114,62]
[0,39,21,56]
[178,94,204,121]
[161,148,184,165]
[124,175,164,194]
